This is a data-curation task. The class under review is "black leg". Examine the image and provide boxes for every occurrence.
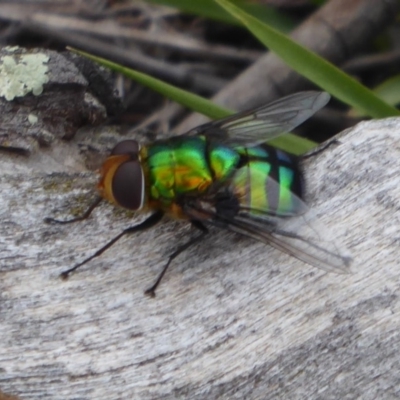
[60,211,164,278]
[45,196,103,224]
[144,220,209,298]
[301,139,340,160]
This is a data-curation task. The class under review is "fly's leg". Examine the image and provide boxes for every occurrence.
[145,220,209,298]
[301,139,340,160]
[0,145,30,156]
[44,196,103,224]
[60,211,164,279]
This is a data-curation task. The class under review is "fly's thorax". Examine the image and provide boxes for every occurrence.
[145,136,241,211]
[230,144,305,217]
[97,140,146,211]
[146,137,214,203]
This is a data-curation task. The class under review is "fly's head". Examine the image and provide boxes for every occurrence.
[98,140,145,211]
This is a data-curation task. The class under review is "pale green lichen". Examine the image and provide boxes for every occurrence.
[4,46,20,53]
[28,114,38,124]
[0,53,50,101]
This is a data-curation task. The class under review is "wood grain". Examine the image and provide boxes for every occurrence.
[1,117,399,399]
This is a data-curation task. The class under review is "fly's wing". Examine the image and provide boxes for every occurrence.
[184,185,351,274]
[185,92,330,147]
[223,213,352,273]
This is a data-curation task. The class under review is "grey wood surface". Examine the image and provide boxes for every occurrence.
[1,116,399,399]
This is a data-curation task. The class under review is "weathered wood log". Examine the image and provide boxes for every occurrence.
[1,48,400,400]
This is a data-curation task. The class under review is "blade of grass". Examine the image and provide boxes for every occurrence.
[147,0,295,32]
[213,0,400,118]
[69,47,315,155]
[372,74,400,108]
[350,74,400,117]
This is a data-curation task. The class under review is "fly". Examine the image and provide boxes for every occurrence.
[46,91,351,296]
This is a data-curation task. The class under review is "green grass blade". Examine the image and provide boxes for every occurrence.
[269,134,316,155]
[350,74,400,117]
[69,47,315,155]
[372,74,400,107]
[214,0,400,118]
[147,0,294,32]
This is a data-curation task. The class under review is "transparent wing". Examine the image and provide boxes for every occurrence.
[224,212,352,273]
[185,91,330,147]
[183,187,351,274]
[229,168,351,272]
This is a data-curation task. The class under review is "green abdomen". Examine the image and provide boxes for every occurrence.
[231,144,304,217]
[147,136,239,206]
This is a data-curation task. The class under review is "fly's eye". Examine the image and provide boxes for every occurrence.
[112,161,144,210]
[111,140,139,159]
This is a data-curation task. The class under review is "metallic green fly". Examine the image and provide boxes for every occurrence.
[47,91,351,296]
